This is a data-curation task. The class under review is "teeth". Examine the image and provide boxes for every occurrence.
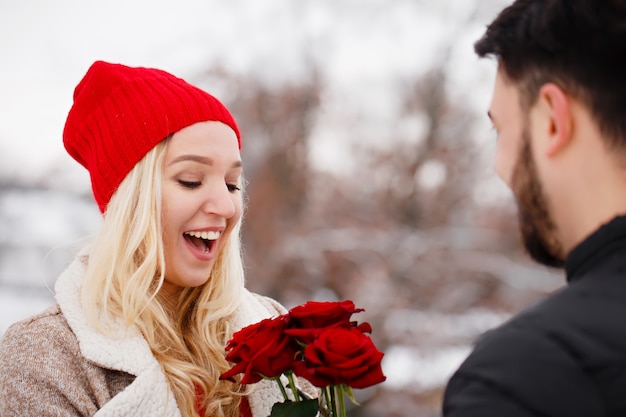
[185,231,221,240]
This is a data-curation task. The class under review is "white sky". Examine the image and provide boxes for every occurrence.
[0,0,505,197]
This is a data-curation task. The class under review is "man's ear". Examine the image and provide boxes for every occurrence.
[535,83,572,157]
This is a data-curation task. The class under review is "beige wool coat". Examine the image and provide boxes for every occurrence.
[0,254,312,417]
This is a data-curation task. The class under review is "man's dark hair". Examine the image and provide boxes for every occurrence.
[475,0,626,147]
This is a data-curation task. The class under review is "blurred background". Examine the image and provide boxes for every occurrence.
[0,0,563,415]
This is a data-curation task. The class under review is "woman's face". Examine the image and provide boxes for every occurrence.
[160,121,242,296]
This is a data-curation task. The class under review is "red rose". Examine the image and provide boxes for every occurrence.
[289,300,362,328]
[220,315,297,384]
[292,326,386,389]
[286,300,365,344]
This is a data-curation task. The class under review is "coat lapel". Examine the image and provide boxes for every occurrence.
[55,256,181,417]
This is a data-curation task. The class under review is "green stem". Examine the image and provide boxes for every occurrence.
[275,378,289,402]
[286,372,301,402]
[337,385,346,417]
[329,385,338,417]
[322,386,333,416]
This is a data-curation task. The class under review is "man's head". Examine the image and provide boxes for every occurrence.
[476,0,626,266]
[477,0,626,138]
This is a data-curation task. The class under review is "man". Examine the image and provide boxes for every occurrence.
[443,0,626,416]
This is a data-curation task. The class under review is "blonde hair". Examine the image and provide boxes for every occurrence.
[81,138,246,417]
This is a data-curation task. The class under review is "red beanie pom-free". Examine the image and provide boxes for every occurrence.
[63,60,241,213]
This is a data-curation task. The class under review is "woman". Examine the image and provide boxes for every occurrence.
[0,61,313,417]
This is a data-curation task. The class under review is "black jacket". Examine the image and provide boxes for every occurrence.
[443,216,626,416]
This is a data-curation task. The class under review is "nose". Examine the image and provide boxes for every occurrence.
[202,184,237,219]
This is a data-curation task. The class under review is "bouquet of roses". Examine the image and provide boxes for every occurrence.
[220,300,386,417]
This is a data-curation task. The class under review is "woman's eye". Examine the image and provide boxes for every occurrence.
[227,183,241,192]
[178,180,201,189]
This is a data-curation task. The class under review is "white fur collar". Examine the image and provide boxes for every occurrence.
[55,254,287,417]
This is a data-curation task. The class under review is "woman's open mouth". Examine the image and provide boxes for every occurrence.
[183,230,221,257]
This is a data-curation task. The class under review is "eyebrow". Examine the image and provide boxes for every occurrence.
[167,154,242,169]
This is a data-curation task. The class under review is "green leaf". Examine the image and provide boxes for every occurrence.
[268,399,319,417]
[344,385,359,406]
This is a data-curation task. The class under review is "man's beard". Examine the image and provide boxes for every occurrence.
[510,128,565,268]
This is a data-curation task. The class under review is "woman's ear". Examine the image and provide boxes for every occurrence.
[535,83,573,158]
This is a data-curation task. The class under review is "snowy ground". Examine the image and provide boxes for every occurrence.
[0,187,515,392]
[1,284,493,392]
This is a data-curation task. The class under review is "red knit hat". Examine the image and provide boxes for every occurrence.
[63,60,241,213]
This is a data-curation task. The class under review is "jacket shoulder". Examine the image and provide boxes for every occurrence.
[0,304,131,416]
[1,304,74,351]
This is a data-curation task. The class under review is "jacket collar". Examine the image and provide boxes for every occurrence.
[55,254,181,417]
[565,215,626,283]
